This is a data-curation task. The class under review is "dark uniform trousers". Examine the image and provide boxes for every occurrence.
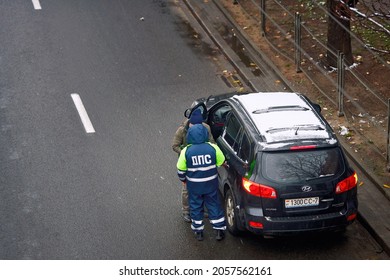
[189,188,225,232]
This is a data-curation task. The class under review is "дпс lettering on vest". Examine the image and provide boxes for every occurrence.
[191,155,212,165]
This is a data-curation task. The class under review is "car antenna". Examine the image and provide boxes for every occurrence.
[295,127,300,135]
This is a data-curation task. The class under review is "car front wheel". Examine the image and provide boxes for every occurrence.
[225,189,242,236]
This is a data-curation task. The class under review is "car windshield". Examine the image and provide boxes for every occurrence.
[260,147,344,184]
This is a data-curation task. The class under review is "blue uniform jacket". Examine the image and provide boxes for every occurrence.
[177,124,225,195]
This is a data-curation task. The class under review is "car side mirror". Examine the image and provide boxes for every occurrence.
[184,108,192,118]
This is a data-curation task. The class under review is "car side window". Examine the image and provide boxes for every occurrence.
[211,105,231,124]
[238,132,251,163]
[209,104,231,140]
[223,113,242,153]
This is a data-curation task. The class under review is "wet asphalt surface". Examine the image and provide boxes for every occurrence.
[0,0,388,259]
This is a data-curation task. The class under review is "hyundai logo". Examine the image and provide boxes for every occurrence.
[301,186,312,192]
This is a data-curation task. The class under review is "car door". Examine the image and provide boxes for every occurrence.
[217,113,251,196]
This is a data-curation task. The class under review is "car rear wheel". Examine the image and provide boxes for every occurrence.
[225,189,242,236]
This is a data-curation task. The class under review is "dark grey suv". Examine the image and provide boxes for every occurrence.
[185,92,358,237]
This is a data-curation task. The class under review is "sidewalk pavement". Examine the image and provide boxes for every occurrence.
[183,0,390,256]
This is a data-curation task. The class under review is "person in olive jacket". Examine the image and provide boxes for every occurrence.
[177,124,226,241]
[172,109,215,223]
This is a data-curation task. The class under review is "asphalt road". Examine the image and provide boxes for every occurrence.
[0,0,388,260]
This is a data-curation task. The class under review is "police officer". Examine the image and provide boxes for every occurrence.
[177,124,226,241]
[172,109,215,223]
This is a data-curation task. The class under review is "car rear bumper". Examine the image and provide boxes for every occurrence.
[241,204,358,236]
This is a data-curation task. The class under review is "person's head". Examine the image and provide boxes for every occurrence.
[189,109,203,126]
[187,124,208,145]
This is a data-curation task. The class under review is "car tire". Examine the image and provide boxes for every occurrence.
[225,189,242,236]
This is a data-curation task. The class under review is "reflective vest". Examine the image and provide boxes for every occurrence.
[177,142,225,194]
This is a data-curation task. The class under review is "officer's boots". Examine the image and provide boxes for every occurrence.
[195,231,204,241]
[215,230,225,241]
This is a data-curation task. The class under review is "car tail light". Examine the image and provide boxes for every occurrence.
[242,178,277,198]
[335,172,358,194]
[249,221,264,229]
[347,213,357,222]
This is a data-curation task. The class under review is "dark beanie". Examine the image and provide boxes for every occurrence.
[189,109,203,125]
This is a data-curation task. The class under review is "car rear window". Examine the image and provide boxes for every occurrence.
[261,147,344,183]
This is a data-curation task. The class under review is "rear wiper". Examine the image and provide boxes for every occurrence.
[306,174,335,181]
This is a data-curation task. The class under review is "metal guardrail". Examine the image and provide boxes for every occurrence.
[238,0,390,166]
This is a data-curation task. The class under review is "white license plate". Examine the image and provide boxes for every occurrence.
[285,197,319,208]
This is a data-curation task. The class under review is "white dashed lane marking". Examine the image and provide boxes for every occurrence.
[71,93,96,134]
[32,0,42,10]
